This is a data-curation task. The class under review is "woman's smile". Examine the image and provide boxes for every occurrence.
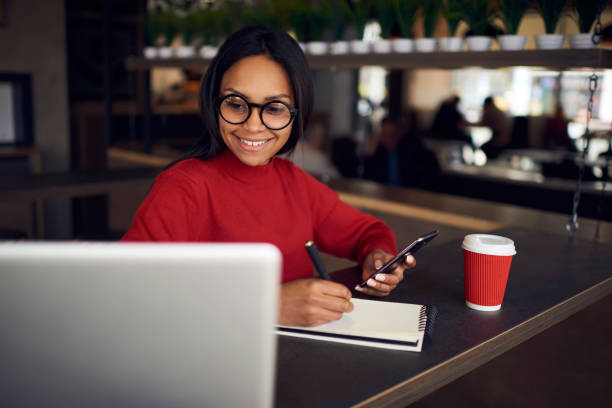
[235,134,275,151]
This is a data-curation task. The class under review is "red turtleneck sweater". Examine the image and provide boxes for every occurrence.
[122,150,397,282]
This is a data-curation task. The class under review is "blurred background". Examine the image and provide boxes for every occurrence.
[0,0,611,241]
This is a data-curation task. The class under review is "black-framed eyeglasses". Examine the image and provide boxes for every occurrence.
[217,94,297,130]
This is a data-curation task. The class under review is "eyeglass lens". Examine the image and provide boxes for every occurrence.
[219,95,293,130]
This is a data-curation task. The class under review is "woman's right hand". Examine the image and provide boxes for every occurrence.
[278,279,354,327]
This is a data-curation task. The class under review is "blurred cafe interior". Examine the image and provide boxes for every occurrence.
[1,0,611,406]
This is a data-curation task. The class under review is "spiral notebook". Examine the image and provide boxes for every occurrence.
[277,299,437,352]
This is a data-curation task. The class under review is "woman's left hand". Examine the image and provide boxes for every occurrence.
[355,249,416,296]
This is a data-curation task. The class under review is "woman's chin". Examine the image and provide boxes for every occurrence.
[232,148,273,166]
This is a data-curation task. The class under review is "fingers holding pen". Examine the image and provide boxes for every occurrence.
[279,279,353,327]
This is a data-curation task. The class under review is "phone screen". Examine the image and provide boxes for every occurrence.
[358,230,439,288]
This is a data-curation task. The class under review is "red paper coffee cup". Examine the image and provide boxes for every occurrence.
[462,234,516,311]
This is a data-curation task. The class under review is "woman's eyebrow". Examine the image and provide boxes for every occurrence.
[221,88,292,102]
[221,88,247,98]
[264,93,292,102]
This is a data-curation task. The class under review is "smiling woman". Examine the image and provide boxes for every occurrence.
[121,26,418,327]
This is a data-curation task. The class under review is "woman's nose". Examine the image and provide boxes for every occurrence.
[243,107,266,131]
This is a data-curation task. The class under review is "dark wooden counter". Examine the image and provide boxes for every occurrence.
[329,178,612,245]
[275,227,612,407]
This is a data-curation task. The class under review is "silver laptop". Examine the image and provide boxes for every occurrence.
[0,242,280,408]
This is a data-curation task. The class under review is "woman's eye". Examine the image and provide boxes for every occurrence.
[225,99,246,111]
[265,103,288,115]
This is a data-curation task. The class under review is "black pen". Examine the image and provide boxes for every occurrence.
[305,241,331,281]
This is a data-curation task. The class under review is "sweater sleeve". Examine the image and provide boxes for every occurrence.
[307,176,397,266]
[121,168,205,241]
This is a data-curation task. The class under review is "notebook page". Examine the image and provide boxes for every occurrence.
[308,298,423,342]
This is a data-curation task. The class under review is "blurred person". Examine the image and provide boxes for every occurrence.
[364,116,440,189]
[544,103,575,151]
[429,95,472,145]
[331,136,359,178]
[475,96,512,159]
[282,118,340,180]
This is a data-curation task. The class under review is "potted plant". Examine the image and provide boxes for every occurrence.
[197,5,227,59]
[569,0,600,49]
[289,0,311,51]
[144,8,164,58]
[347,0,373,54]
[305,1,331,55]
[415,0,440,52]
[372,0,395,53]
[534,0,567,49]
[158,10,178,58]
[439,0,464,51]
[323,0,352,54]
[176,9,197,58]
[244,0,288,32]
[393,0,418,52]
[497,0,530,50]
[462,0,496,51]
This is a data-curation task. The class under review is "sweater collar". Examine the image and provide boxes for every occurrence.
[213,149,279,186]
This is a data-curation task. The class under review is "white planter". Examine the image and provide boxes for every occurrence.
[158,46,174,58]
[350,40,370,54]
[330,41,349,54]
[415,38,437,52]
[199,45,218,58]
[498,35,527,50]
[372,39,392,53]
[568,33,597,49]
[535,34,565,49]
[438,37,463,52]
[176,46,195,58]
[306,41,328,55]
[466,36,493,51]
[143,46,158,59]
[391,38,413,53]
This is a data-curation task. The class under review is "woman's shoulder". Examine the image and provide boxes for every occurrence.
[274,156,318,183]
[274,156,337,196]
[273,156,300,172]
[154,158,219,188]
[163,157,215,176]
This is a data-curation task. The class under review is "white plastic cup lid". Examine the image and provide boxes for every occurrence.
[462,234,516,256]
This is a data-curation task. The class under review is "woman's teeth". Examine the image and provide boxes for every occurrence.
[240,138,268,146]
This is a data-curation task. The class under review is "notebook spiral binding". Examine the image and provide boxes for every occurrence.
[418,305,438,348]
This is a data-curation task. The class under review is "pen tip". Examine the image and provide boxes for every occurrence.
[305,241,313,247]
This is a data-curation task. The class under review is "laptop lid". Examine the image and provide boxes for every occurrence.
[0,242,280,408]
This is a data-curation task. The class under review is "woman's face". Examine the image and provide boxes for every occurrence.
[218,54,295,166]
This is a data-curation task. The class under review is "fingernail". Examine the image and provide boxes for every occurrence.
[375,274,386,282]
[354,285,363,291]
[406,255,414,263]
[375,260,383,269]
[367,278,376,288]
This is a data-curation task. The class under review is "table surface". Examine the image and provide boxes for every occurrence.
[275,226,612,407]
